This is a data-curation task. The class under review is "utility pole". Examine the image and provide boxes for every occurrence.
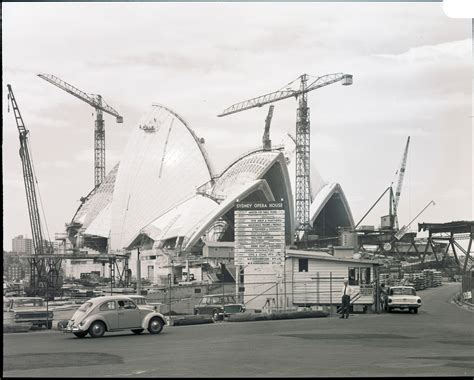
[136,247,141,295]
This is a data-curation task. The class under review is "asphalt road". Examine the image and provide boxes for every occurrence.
[3,282,473,377]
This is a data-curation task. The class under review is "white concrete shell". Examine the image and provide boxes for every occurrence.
[183,179,277,251]
[210,149,295,244]
[309,182,355,232]
[109,105,213,251]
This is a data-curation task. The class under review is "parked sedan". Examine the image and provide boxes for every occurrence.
[4,297,54,329]
[127,295,162,312]
[65,295,166,338]
[193,294,245,321]
[385,286,422,313]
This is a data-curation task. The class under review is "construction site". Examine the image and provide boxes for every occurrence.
[4,68,473,317]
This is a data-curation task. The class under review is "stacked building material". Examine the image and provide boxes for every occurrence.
[432,271,442,286]
[423,269,434,288]
[403,272,426,290]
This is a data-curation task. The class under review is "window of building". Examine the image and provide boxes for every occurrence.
[298,258,308,272]
[348,267,371,285]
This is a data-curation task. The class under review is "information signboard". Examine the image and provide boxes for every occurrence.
[234,201,285,266]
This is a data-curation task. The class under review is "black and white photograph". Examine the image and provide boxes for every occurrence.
[2,0,473,377]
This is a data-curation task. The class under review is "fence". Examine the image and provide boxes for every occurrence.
[141,275,378,316]
[460,272,473,302]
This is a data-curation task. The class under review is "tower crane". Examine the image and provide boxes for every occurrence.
[392,136,411,230]
[7,84,62,297]
[37,73,123,187]
[262,105,274,151]
[218,73,353,236]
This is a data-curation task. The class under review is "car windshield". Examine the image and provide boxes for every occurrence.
[390,288,416,296]
[78,302,93,312]
[13,299,44,307]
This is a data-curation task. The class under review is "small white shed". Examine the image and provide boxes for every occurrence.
[285,249,380,309]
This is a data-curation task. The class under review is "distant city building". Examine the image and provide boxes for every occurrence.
[11,235,59,255]
[12,235,33,255]
[7,264,25,281]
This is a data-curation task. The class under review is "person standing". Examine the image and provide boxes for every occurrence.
[340,280,355,319]
[379,283,388,312]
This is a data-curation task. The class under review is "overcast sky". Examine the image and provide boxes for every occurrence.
[2,2,472,251]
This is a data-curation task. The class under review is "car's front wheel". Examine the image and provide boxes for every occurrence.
[132,329,144,334]
[148,317,164,334]
[89,321,106,338]
[413,308,418,314]
[73,331,88,338]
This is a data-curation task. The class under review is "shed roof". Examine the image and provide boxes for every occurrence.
[286,249,381,265]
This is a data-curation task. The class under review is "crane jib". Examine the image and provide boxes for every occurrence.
[218,73,352,117]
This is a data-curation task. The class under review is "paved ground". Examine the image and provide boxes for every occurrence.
[3,282,473,377]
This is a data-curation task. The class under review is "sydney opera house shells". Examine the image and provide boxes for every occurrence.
[68,104,354,255]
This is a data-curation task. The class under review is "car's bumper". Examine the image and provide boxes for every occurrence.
[64,324,86,333]
[390,304,421,308]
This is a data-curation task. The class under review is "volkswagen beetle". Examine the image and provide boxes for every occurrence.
[65,295,166,338]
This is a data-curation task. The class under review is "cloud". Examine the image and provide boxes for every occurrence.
[374,39,471,63]
[37,160,73,169]
[3,178,25,190]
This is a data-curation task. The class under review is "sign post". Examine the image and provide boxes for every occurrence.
[234,201,285,310]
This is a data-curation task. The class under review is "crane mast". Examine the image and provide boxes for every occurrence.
[219,73,353,237]
[262,105,274,150]
[7,85,60,296]
[295,74,311,233]
[37,73,123,187]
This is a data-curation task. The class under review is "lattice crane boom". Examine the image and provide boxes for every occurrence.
[37,74,123,122]
[394,136,410,210]
[218,73,352,117]
[218,73,353,238]
[38,73,123,187]
[391,136,411,230]
[7,84,62,296]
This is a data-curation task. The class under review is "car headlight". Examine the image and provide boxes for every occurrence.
[417,299,421,304]
[388,298,392,303]
[79,321,85,326]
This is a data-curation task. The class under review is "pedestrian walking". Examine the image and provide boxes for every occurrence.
[340,279,355,319]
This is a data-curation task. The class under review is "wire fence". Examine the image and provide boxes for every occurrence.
[139,276,378,316]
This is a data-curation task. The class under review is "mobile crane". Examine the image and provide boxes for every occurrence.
[7,84,62,297]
